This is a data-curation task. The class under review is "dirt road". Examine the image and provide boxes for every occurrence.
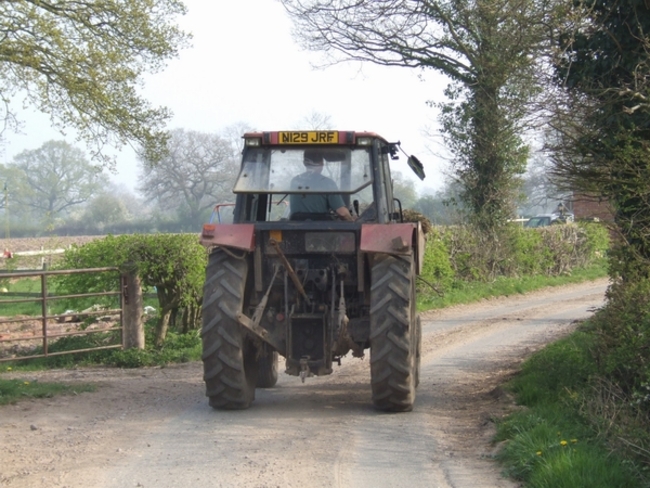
[0,278,608,488]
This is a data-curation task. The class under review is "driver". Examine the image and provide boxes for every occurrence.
[289,149,354,221]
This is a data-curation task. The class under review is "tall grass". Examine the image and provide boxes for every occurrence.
[495,331,647,487]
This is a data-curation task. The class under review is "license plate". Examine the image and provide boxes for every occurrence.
[278,131,339,144]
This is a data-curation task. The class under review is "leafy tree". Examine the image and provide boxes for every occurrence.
[550,0,650,409]
[392,171,418,210]
[551,0,650,279]
[0,165,26,215]
[81,193,132,229]
[137,128,241,230]
[10,140,107,224]
[280,0,550,229]
[0,0,189,166]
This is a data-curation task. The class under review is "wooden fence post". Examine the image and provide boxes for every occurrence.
[122,268,145,350]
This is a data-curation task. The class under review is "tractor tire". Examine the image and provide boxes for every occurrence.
[201,249,258,410]
[369,254,418,412]
[256,343,279,388]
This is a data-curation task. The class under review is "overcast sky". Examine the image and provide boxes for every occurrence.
[0,0,450,194]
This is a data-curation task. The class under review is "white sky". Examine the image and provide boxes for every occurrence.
[0,0,451,194]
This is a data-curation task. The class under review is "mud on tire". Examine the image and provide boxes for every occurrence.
[370,254,419,412]
[201,249,258,409]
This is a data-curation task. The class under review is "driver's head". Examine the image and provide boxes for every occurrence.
[303,149,325,170]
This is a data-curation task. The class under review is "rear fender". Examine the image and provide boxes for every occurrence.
[200,223,255,251]
[360,223,425,274]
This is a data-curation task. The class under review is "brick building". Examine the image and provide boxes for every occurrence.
[571,193,615,222]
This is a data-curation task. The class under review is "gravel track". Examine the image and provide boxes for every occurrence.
[0,278,608,488]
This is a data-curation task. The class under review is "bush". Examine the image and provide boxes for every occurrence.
[54,233,207,345]
[418,228,454,294]
[420,222,609,296]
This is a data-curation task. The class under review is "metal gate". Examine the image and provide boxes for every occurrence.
[0,267,123,362]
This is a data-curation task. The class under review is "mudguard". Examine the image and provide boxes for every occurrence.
[360,222,425,275]
[200,223,255,251]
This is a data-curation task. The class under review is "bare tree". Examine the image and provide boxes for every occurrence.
[299,111,333,130]
[137,128,240,229]
[221,122,254,155]
[280,0,553,229]
[519,154,567,215]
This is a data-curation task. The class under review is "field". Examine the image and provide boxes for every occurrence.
[0,235,117,360]
[0,235,103,270]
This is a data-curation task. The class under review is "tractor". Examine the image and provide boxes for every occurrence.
[199,130,426,411]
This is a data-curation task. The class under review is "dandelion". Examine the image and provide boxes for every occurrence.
[560,440,568,447]
[6,367,12,371]
[23,381,30,386]
[571,439,578,444]
[536,451,543,456]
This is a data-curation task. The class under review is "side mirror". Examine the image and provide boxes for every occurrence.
[408,156,426,181]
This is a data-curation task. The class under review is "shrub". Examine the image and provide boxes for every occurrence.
[54,234,207,345]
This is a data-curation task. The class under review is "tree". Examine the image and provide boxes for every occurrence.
[549,0,650,413]
[137,128,240,229]
[299,111,333,130]
[414,179,466,225]
[82,193,132,229]
[280,0,551,229]
[518,154,567,216]
[551,0,650,279]
[392,171,418,210]
[0,0,189,166]
[11,140,108,224]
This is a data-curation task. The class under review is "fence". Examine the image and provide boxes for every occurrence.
[0,267,143,362]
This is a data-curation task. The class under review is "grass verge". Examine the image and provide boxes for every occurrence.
[418,259,608,312]
[0,376,95,405]
[494,329,647,487]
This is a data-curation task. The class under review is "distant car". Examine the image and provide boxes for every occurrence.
[525,212,574,228]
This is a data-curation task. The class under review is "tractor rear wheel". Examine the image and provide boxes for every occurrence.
[369,254,418,412]
[201,249,257,409]
[256,343,279,388]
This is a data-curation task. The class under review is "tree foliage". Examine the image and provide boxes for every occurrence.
[280,0,550,229]
[0,0,190,166]
[9,140,107,222]
[549,0,650,421]
[551,0,650,279]
[137,128,240,230]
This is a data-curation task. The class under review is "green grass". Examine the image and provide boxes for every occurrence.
[0,327,200,404]
[0,277,49,315]
[495,332,646,487]
[0,374,95,405]
[418,259,608,312]
[2,326,201,371]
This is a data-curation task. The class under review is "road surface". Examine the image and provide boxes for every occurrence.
[0,278,608,488]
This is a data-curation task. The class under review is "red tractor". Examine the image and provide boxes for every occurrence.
[200,130,426,411]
